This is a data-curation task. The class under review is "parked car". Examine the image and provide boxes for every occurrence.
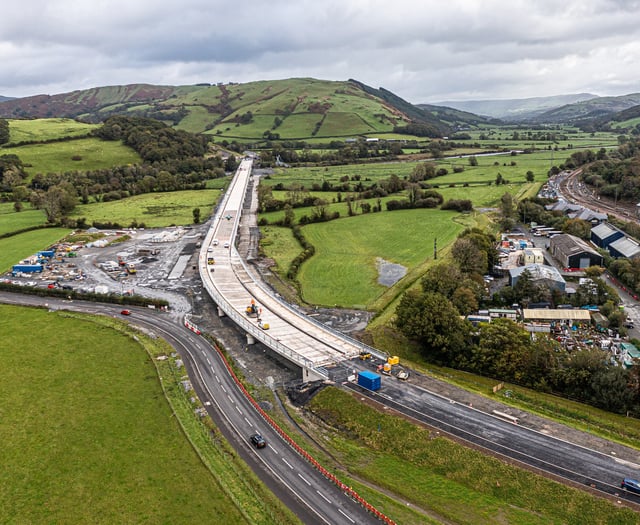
[223,241,230,248]
[121,309,131,316]
[207,247,213,252]
[250,433,266,449]
[621,478,640,494]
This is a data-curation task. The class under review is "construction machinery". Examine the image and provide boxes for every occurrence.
[246,299,260,317]
[359,350,372,360]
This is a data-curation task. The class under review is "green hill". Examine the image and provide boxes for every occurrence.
[0,78,491,141]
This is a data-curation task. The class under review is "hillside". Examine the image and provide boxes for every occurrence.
[426,93,597,120]
[0,78,488,141]
[535,93,640,123]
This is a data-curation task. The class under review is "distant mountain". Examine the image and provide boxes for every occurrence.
[427,94,598,120]
[0,95,14,103]
[535,93,640,124]
[0,79,492,140]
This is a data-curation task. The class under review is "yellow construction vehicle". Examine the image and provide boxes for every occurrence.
[246,299,259,317]
[359,351,372,360]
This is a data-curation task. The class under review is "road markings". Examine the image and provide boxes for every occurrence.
[269,445,278,454]
[221,384,227,393]
[206,357,211,365]
[215,375,220,383]
[227,394,233,403]
[201,350,206,357]
[316,490,331,503]
[282,458,294,469]
[235,406,242,414]
[244,417,251,425]
[338,509,355,523]
[297,473,311,486]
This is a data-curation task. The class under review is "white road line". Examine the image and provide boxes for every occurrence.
[282,458,294,469]
[235,406,242,414]
[297,473,311,486]
[201,350,206,356]
[221,384,227,393]
[269,445,278,454]
[206,358,211,365]
[338,509,355,523]
[316,490,331,503]
[215,375,220,383]
[227,394,233,403]
[210,366,215,373]
[244,417,251,425]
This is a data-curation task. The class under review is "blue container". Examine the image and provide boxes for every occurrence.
[357,370,381,391]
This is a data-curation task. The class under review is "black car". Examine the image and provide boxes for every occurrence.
[250,433,266,449]
[621,478,640,494]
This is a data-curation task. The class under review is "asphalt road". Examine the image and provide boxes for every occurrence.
[0,293,383,525]
[346,372,640,505]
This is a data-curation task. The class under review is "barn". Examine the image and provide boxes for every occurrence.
[608,236,640,259]
[509,264,566,292]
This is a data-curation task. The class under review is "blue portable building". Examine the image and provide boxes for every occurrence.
[357,370,381,391]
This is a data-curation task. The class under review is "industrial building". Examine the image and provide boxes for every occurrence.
[548,233,603,269]
[590,223,624,249]
[509,264,566,292]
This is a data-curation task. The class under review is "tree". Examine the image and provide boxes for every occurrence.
[451,237,487,276]
[468,156,478,166]
[31,184,77,223]
[192,207,201,224]
[525,170,535,182]
[283,204,295,226]
[225,155,238,172]
[394,290,470,364]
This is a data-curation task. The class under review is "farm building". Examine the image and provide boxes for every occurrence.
[591,222,624,249]
[509,264,566,292]
[549,233,603,269]
[608,236,640,259]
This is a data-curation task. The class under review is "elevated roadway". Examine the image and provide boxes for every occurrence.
[198,158,380,379]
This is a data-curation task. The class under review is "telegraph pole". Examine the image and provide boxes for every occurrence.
[434,237,437,260]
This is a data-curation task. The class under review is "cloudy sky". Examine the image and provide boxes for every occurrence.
[2,0,640,103]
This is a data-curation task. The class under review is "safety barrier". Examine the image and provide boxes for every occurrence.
[209,338,396,525]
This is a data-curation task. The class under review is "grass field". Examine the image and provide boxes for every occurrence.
[0,203,47,235]
[0,305,250,524]
[2,137,141,176]
[7,118,98,143]
[71,189,220,227]
[308,387,639,525]
[0,227,71,272]
[291,209,463,308]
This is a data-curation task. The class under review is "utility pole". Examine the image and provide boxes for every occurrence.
[434,237,437,260]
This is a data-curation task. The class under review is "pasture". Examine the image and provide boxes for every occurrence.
[286,209,462,308]
[71,189,220,227]
[2,137,141,176]
[7,118,97,143]
[0,203,47,235]
[0,305,251,524]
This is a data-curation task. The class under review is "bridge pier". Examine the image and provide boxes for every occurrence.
[246,333,255,345]
[217,306,226,317]
[303,366,326,382]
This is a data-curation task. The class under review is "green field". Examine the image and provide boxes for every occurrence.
[7,118,98,143]
[263,209,462,308]
[71,189,220,227]
[0,203,47,235]
[308,387,639,525]
[0,305,250,524]
[2,137,141,176]
[0,227,71,273]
